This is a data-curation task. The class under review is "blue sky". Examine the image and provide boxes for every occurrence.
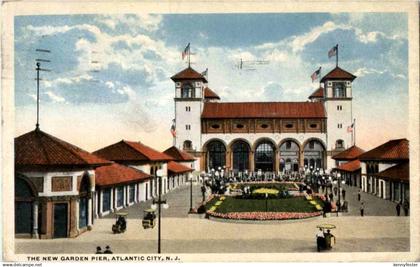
[14,13,408,151]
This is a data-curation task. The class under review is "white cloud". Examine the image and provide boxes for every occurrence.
[355,67,406,79]
[45,91,66,103]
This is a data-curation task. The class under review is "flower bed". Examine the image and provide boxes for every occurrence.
[207,210,322,220]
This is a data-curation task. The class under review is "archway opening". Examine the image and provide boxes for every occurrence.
[304,139,326,170]
[232,140,250,172]
[255,142,275,172]
[279,140,300,173]
[79,174,90,229]
[15,177,35,234]
[207,140,226,171]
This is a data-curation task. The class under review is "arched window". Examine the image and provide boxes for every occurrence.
[183,140,192,150]
[255,142,274,172]
[15,177,35,234]
[232,140,249,171]
[207,140,226,171]
[304,139,325,170]
[181,84,194,98]
[280,140,300,172]
[333,82,346,98]
[336,139,344,149]
[79,174,90,229]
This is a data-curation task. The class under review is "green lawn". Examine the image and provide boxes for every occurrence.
[237,182,297,191]
[206,196,323,213]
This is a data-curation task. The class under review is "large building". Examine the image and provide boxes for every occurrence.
[171,65,357,173]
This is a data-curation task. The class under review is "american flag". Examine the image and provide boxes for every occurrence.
[182,43,190,60]
[347,123,354,133]
[170,119,176,137]
[328,44,338,58]
[311,67,321,82]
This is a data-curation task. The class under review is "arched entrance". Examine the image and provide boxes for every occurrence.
[303,139,326,170]
[231,140,250,171]
[15,177,35,235]
[78,174,90,229]
[206,140,226,171]
[254,141,275,172]
[279,140,300,173]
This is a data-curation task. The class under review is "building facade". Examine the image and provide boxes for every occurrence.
[15,128,110,239]
[172,65,357,173]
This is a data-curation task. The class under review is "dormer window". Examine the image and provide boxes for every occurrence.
[181,84,194,98]
[333,82,346,98]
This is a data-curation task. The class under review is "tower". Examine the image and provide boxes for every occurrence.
[171,67,207,153]
[320,66,357,169]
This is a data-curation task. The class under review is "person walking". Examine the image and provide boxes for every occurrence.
[103,245,113,254]
[95,246,103,254]
[358,190,361,202]
[403,200,409,216]
[316,228,325,252]
[396,202,401,216]
[360,202,365,217]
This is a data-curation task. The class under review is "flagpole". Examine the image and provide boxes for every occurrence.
[353,118,356,146]
[336,44,339,67]
[188,43,191,68]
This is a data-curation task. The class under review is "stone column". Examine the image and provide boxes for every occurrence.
[87,197,93,230]
[274,149,280,174]
[249,152,255,172]
[32,201,39,239]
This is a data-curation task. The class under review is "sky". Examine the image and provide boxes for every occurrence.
[14,13,408,152]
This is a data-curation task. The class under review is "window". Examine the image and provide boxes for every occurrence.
[336,139,344,149]
[129,184,135,203]
[309,123,317,128]
[338,123,342,129]
[102,188,111,212]
[185,106,191,112]
[183,140,192,150]
[186,124,191,130]
[236,124,244,129]
[260,124,269,129]
[333,82,346,98]
[286,141,291,149]
[117,186,124,207]
[285,123,294,129]
[309,141,315,149]
[181,84,194,98]
[337,105,342,111]
[211,124,220,129]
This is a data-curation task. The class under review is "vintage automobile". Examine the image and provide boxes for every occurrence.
[142,209,156,229]
[112,212,128,234]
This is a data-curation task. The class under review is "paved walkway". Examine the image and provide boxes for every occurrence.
[103,183,205,219]
[318,184,402,216]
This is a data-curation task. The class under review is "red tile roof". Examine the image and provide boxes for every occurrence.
[171,67,207,82]
[332,145,365,160]
[163,146,195,162]
[94,140,172,163]
[204,87,220,99]
[337,159,361,172]
[167,161,193,174]
[201,102,326,119]
[15,129,110,171]
[359,139,409,161]
[376,162,409,182]
[95,163,151,187]
[309,87,324,99]
[320,66,356,82]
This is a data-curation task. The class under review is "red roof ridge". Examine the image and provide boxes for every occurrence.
[332,145,365,160]
[309,87,324,99]
[204,87,221,99]
[123,140,172,161]
[167,160,193,174]
[171,67,207,82]
[163,146,195,161]
[359,138,409,161]
[320,66,356,82]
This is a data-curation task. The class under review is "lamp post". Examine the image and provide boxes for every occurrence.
[188,173,194,213]
[200,171,206,202]
[265,193,268,212]
[337,172,342,214]
[152,169,168,254]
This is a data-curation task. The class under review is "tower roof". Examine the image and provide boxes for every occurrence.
[308,87,324,99]
[204,87,220,100]
[201,102,326,119]
[163,146,195,162]
[94,140,172,163]
[359,138,409,161]
[332,145,365,160]
[15,129,110,171]
[320,66,356,82]
[171,67,208,82]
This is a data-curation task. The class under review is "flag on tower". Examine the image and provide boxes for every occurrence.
[328,44,338,58]
[182,43,190,60]
[201,68,208,78]
[347,122,354,133]
[311,67,321,82]
[170,119,176,137]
